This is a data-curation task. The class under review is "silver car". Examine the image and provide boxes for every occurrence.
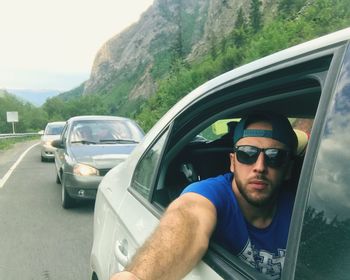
[91,27,350,280]
[52,115,144,209]
[40,121,65,162]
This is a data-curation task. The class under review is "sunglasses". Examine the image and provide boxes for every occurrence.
[234,145,291,168]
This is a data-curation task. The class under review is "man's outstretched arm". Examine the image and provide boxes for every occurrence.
[110,192,217,280]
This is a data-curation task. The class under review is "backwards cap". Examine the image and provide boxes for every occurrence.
[233,112,297,152]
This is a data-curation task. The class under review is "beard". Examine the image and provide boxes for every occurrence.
[234,175,280,208]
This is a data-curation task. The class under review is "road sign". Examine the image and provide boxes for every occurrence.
[6,111,19,134]
[6,111,19,122]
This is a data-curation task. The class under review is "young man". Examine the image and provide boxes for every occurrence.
[111,112,298,280]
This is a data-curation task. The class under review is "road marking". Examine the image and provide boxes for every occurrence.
[0,142,39,188]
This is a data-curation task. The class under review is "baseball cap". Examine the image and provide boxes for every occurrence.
[233,112,297,152]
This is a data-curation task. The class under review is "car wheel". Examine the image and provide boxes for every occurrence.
[61,175,75,209]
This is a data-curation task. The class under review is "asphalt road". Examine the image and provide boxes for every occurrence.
[0,140,94,280]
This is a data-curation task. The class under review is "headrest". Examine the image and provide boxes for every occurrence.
[294,129,309,156]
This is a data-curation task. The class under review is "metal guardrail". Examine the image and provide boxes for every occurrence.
[0,133,40,139]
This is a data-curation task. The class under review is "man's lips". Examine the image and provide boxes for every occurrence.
[249,180,268,190]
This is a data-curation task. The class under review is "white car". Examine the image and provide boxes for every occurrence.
[91,27,350,280]
[40,121,65,162]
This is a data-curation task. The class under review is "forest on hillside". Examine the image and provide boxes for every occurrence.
[0,90,47,133]
[1,0,349,133]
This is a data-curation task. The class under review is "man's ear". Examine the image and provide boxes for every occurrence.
[229,153,235,173]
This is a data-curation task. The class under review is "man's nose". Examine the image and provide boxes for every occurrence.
[253,152,267,173]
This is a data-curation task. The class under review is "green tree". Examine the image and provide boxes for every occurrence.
[235,7,246,29]
[249,0,262,32]
[42,97,67,121]
[0,91,48,132]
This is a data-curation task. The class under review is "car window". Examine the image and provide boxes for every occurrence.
[131,128,170,199]
[294,47,350,280]
[68,119,144,143]
[70,122,95,142]
[45,124,64,135]
[200,119,239,141]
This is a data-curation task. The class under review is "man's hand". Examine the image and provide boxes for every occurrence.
[109,193,217,280]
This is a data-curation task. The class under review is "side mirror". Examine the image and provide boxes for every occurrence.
[52,139,64,149]
[38,130,44,135]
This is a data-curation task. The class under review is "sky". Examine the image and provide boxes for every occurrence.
[0,0,154,92]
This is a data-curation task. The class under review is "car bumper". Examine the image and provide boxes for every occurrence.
[41,145,56,159]
[64,173,102,199]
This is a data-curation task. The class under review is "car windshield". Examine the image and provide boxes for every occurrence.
[45,124,65,135]
[69,119,144,144]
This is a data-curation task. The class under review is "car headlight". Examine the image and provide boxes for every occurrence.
[73,163,99,176]
[42,140,53,146]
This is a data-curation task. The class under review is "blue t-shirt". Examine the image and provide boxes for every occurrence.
[181,173,294,280]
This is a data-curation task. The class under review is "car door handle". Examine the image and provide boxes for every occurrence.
[115,239,129,268]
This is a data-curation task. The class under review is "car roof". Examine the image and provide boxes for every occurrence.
[46,121,66,126]
[67,115,132,122]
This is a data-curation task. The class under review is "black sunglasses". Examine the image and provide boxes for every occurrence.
[234,145,291,168]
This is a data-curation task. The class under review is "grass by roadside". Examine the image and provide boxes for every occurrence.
[0,136,40,151]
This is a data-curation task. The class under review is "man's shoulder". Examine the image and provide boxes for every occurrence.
[185,173,232,190]
[181,173,233,203]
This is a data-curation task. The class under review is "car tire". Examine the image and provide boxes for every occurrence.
[62,175,75,209]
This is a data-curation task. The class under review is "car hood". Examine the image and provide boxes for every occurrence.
[70,144,136,169]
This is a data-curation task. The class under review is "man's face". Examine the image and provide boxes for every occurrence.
[230,121,292,207]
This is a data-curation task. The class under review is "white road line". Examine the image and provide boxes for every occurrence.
[0,142,39,188]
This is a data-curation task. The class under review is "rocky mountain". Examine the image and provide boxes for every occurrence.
[80,0,276,108]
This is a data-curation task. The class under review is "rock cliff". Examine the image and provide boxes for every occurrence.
[83,0,274,103]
